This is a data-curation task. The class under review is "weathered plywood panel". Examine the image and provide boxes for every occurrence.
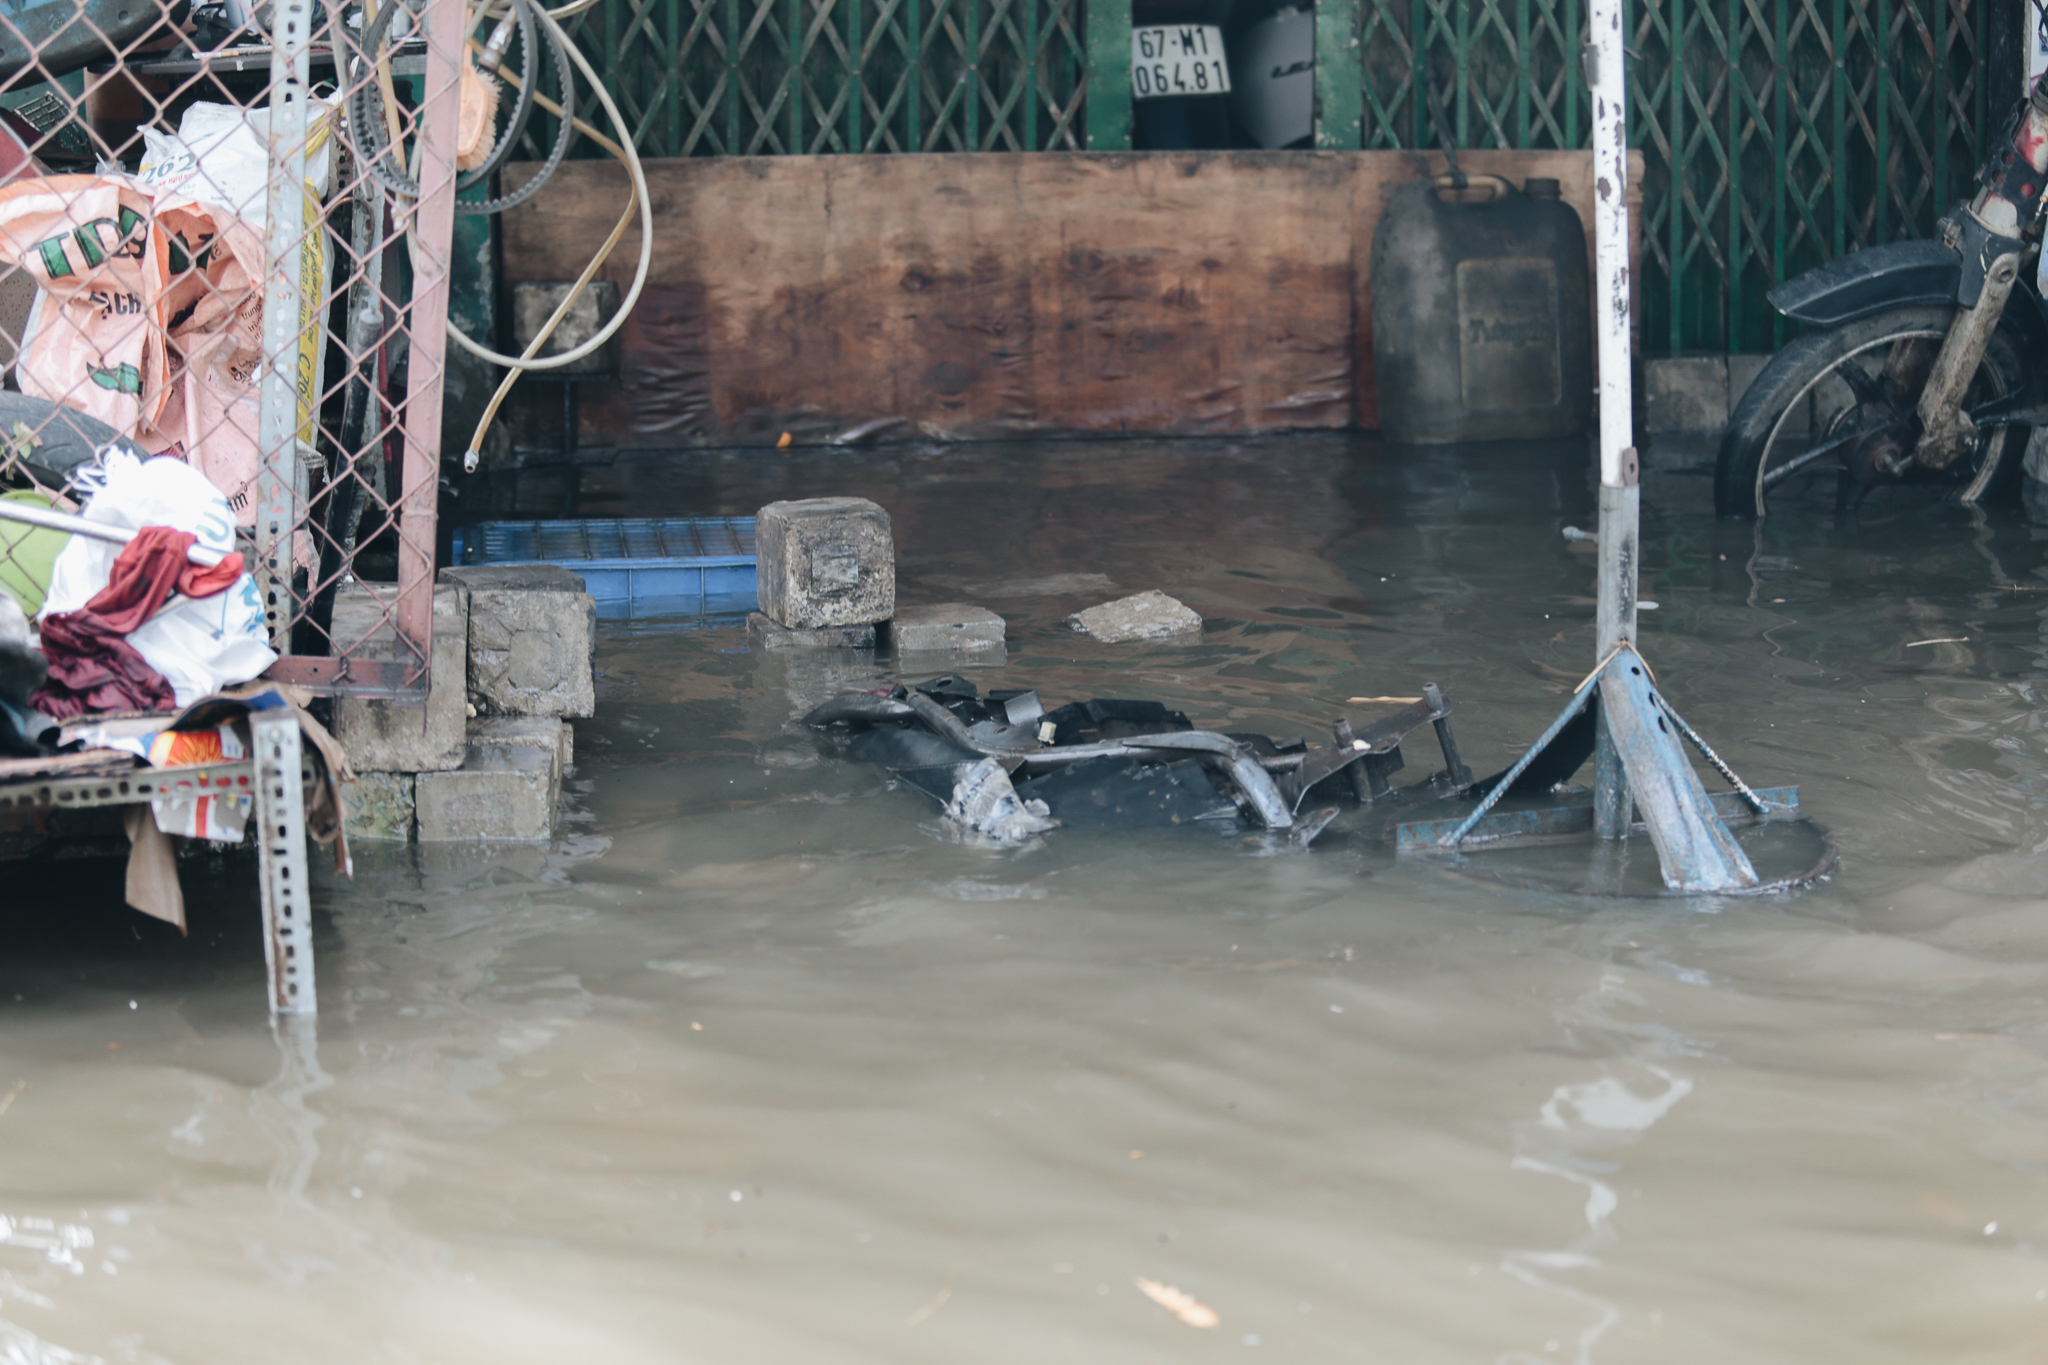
[501,150,1643,450]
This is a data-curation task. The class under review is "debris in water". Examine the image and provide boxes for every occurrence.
[802,675,1465,846]
[1906,636,1968,647]
[1067,590,1202,643]
[1346,695,1422,705]
[1136,1277,1220,1329]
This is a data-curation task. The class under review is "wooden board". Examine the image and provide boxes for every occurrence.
[501,149,1645,450]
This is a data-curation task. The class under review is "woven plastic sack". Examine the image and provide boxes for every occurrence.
[0,174,169,439]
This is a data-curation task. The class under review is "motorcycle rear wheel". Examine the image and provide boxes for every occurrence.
[1714,303,2032,519]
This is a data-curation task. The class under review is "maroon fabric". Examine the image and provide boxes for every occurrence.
[31,527,246,720]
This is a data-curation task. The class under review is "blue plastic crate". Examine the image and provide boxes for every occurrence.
[451,516,756,619]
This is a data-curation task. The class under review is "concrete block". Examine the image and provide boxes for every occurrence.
[1067,590,1202,643]
[333,583,469,772]
[1644,356,1729,433]
[416,739,561,842]
[441,565,597,718]
[344,771,415,842]
[469,715,571,793]
[748,612,877,650]
[755,497,895,628]
[890,602,1007,654]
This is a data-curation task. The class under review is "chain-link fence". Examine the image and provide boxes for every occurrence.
[0,0,465,712]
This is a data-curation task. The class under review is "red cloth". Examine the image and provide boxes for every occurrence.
[31,527,248,719]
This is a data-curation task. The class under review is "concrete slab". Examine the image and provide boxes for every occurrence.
[890,603,1006,654]
[1067,590,1203,643]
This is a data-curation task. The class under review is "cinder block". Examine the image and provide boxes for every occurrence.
[344,771,415,842]
[747,612,877,650]
[415,738,560,842]
[890,602,1006,654]
[1067,590,1202,643]
[441,564,597,718]
[468,715,570,798]
[1644,356,1729,433]
[755,497,895,629]
[333,583,469,772]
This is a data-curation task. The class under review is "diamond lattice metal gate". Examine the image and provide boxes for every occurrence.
[563,0,1992,355]
[555,0,1091,153]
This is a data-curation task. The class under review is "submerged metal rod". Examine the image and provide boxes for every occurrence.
[1650,693,1771,813]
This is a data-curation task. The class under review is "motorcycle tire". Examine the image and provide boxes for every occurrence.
[1714,302,2032,519]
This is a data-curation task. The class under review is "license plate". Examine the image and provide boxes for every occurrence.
[1131,25,1231,100]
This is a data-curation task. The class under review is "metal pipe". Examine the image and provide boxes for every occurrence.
[1589,0,1633,493]
[0,499,216,564]
[1589,0,1636,840]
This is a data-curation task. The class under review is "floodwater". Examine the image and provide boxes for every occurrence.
[7,434,2048,1364]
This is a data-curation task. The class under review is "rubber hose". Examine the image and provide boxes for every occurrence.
[345,0,575,216]
[441,3,652,373]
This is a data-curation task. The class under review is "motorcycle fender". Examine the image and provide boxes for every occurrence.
[1767,239,1963,327]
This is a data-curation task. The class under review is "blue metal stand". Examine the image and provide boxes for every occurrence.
[1403,642,1810,894]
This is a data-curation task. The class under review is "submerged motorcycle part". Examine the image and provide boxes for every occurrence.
[1767,239,1965,327]
[1913,252,2021,471]
[805,678,1470,846]
[1719,303,2034,518]
[1968,74,2048,240]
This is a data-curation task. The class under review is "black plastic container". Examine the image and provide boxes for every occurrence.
[1370,174,1592,443]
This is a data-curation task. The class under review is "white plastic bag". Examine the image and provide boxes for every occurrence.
[137,97,336,218]
[42,451,278,705]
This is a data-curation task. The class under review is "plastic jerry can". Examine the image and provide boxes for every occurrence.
[1369,173,1592,443]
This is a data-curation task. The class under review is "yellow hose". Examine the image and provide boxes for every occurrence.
[459,73,637,468]
[365,0,655,467]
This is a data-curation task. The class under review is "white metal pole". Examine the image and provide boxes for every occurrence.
[1590,0,1634,495]
[1589,0,1638,838]
[258,0,315,652]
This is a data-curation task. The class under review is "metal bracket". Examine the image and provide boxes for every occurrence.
[252,710,316,1017]
[1424,643,1762,893]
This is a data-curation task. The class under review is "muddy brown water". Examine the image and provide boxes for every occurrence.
[6,435,2048,1363]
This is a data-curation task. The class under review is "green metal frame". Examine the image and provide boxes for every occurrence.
[558,0,1090,152]
[554,0,1992,354]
